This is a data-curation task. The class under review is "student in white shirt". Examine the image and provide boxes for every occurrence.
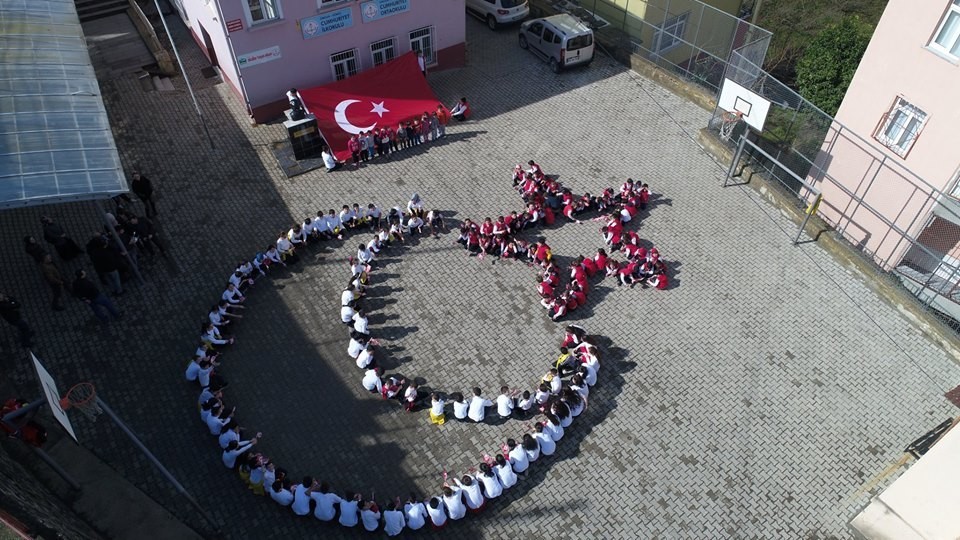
[496,386,515,419]
[287,225,306,248]
[441,485,466,520]
[263,245,285,268]
[341,301,356,325]
[562,388,586,417]
[454,475,484,512]
[404,495,427,530]
[552,400,573,428]
[217,420,247,449]
[324,209,343,238]
[339,205,356,230]
[185,355,203,382]
[493,454,518,489]
[360,501,381,532]
[367,203,383,229]
[276,233,295,260]
[543,413,564,441]
[338,492,361,527]
[506,438,530,473]
[517,390,535,418]
[570,374,589,399]
[356,343,375,369]
[341,284,358,306]
[362,367,383,394]
[429,393,446,425]
[425,496,447,528]
[311,482,341,521]
[208,306,230,328]
[534,383,551,409]
[451,392,469,420]
[352,309,370,337]
[475,463,503,499]
[205,404,233,435]
[578,363,597,387]
[407,193,425,217]
[221,283,245,305]
[292,477,317,516]
[382,500,405,536]
[522,433,541,463]
[222,437,258,469]
[269,480,294,507]
[407,215,424,235]
[534,423,557,456]
[357,244,375,266]
[467,387,493,423]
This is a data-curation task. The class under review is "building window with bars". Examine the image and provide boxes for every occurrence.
[874,96,928,158]
[930,0,960,59]
[409,27,435,65]
[652,13,688,54]
[370,38,396,67]
[330,49,359,81]
[318,0,350,7]
[245,0,280,24]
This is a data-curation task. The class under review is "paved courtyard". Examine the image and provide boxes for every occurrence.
[1,15,959,539]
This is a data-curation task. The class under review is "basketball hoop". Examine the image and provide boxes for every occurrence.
[59,382,103,422]
[719,110,743,141]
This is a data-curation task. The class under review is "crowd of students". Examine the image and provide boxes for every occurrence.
[455,161,670,320]
[346,106,449,168]
[182,189,611,533]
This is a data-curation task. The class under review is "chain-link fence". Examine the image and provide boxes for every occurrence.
[530,0,771,96]
[711,51,960,328]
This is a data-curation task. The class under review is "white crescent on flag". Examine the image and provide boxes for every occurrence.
[333,99,377,134]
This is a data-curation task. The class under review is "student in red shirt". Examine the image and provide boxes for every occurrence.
[347,135,361,168]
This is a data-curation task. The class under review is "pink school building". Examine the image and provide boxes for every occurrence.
[170,0,466,122]
[809,0,960,314]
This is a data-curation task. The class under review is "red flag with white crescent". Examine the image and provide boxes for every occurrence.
[298,52,449,161]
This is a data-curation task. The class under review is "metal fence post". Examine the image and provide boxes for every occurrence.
[795,194,822,245]
[725,134,747,187]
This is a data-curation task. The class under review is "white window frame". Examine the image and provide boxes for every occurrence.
[243,0,281,26]
[318,0,350,8]
[370,37,397,67]
[874,96,928,159]
[409,26,436,65]
[330,48,359,81]
[652,12,689,54]
[930,0,960,60]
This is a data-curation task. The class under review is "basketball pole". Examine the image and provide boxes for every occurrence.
[94,397,221,533]
[1,396,82,490]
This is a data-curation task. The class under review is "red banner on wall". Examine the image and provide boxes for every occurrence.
[298,52,448,161]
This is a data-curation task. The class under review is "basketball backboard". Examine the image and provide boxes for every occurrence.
[718,78,771,132]
[31,353,77,442]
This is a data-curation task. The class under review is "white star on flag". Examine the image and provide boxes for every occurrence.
[370,101,389,117]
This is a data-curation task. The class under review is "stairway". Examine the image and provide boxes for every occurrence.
[75,0,129,22]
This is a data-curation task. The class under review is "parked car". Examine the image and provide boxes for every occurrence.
[518,14,595,73]
[466,0,530,30]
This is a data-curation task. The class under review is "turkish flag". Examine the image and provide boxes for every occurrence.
[299,52,448,161]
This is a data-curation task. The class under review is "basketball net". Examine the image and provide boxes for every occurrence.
[59,382,103,422]
[719,110,743,142]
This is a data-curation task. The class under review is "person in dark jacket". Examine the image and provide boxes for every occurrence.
[85,235,124,295]
[23,235,47,264]
[73,270,120,323]
[39,254,66,311]
[41,216,82,261]
[131,172,157,217]
[0,293,34,347]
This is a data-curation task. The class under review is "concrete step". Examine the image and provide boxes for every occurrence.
[150,75,175,92]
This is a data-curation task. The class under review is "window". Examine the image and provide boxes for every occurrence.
[409,26,435,65]
[653,12,688,53]
[874,96,928,158]
[245,0,280,24]
[528,22,543,38]
[567,34,592,50]
[931,0,960,59]
[318,0,349,7]
[542,28,556,44]
[370,38,396,67]
[330,48,359,81]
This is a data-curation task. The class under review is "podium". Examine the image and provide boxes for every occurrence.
[283,110,324,160]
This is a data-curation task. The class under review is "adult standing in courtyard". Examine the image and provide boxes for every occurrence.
[39,254,67,311]
[41,216,82,261]
[131,172,158,218]
[0,293,34,348]
[73,270,121,323]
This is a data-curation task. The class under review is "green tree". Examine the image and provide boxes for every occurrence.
[795,15,874,115]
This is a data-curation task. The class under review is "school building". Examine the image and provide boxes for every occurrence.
[170,0,467,122]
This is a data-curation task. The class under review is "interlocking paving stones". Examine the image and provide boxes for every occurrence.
[0,14,957,539]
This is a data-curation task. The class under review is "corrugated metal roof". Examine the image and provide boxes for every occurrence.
[0,0,127,209]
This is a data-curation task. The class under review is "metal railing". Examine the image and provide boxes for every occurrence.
[710,51,960,327]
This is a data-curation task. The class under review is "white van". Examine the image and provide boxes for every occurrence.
[518,14,595,73]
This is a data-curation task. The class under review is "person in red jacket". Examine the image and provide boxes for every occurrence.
[533,241,552,267]
[536,275,554,300]
[347,135,361,168]
[450,97,470,121]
